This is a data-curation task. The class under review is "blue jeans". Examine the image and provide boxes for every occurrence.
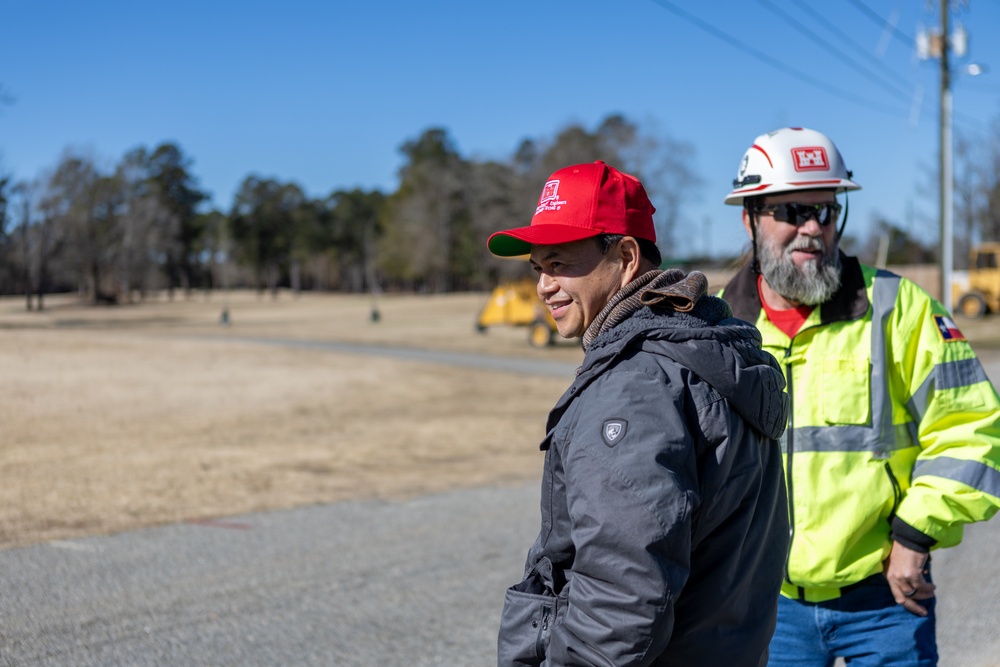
[768,576,938,666]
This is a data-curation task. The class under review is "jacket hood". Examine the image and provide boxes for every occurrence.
[581,295,788,440]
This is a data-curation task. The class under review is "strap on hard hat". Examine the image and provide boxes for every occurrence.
[836,172,853,242]
[744,198,762,275]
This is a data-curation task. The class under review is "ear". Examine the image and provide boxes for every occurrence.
[617,236,644,285]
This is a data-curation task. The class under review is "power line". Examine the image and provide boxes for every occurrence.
[810,0,990,134]
[843,0,917,49]
[953,108,992,133]
[755,0,914,103]
[648,0,909,117]
[789,0,917,87]
[649,0,988,135]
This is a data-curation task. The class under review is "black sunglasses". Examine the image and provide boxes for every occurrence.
[754,202,843,227]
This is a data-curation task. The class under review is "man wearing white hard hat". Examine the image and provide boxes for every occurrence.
[719,127,1000,666]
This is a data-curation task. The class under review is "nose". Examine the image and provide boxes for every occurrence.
[796,216,824,237]
[537,272,557,299]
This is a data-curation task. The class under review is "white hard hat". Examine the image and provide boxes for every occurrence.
[724,127,861,206]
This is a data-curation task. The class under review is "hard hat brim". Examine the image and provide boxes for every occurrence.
[724,178,861,206]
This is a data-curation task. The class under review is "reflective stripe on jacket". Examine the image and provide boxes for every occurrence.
[721,255,1000,603]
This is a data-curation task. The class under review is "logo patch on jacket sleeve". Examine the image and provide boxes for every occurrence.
[934,315,966,342]
[602,419,628,447]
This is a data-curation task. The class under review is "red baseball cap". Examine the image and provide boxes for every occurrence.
[487,160,657,257]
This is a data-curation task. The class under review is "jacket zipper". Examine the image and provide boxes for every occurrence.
[884,461,902,521]
[534,604,551,658]
[783,346,797,591]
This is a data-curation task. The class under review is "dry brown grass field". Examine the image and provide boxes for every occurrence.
[0,290,584,550]
[1,288,997,551]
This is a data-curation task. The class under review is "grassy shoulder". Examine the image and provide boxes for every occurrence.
[1,290,996,550]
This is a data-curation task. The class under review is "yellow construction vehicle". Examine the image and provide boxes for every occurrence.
[956,242,1000,318]
[476,277,558,348]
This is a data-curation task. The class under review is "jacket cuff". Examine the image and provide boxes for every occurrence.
[890,517,936,553]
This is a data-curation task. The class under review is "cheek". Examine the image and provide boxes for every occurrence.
[591,267,625,305]
[823,225,838,245]
[777,231,801,252]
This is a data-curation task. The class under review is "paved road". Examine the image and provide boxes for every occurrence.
[2,483,997,667]
[2,346,998,666]
[0,485,539,666]
[203,336,582,379]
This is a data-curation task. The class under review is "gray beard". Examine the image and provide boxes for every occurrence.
[758,235,842,306]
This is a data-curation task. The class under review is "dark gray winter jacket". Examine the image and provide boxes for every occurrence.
[498,295,789,667]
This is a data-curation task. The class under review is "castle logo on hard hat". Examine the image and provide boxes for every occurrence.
[536,179,567,215]
[602,419,628,447]
[791,147,830,172]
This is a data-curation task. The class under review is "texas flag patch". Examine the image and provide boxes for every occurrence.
[934,315,966,342]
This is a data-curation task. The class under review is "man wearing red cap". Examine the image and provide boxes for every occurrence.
[491,161,790,666]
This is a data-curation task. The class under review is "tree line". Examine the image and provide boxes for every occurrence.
[0,115,702,307]
[2,113,998,308]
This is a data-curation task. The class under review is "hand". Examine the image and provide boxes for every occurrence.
[884,541,936,617]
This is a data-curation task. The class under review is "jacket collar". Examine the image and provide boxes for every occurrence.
[539,296,736,450]
[723,252,869,325]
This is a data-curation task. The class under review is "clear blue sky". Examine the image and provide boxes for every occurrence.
[3,0,999,258]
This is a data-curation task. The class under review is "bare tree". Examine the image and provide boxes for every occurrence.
[380,128,471,292]
[229,176,306,296]
[466,160,529,286]
[115,148,176,300]
[40,151,125,303]
[10,181,37,309]
[0,170,11,291]
[613,117,703,255]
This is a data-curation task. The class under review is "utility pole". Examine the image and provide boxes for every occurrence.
[919,2,966,311]
[939,0,954,313]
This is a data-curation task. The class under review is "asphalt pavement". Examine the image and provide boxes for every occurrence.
[2,482,997,666]
[1,348,998,666]
[0,485,539,666]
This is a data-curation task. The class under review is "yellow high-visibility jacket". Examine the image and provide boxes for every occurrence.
[721,255,1000,602]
